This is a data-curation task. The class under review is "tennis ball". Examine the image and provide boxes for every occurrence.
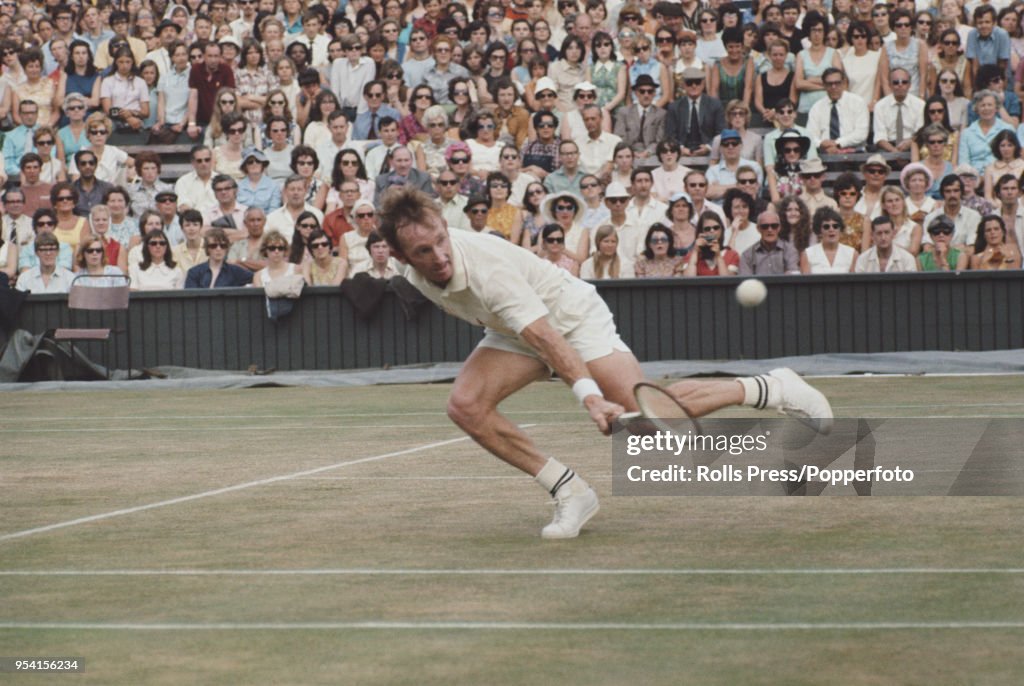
[736,278,767,308]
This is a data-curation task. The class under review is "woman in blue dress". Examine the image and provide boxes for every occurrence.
[60,40,100,117]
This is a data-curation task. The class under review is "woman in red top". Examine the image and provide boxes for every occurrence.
[683,211,740,276]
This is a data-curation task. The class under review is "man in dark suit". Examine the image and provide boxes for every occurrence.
[613,74,666,161]
[184,229,254,288]
[665,66,725,156]
[373,146,435,205]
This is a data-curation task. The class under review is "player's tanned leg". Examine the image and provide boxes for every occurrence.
[446,347,552,475]
[665,379,746,417]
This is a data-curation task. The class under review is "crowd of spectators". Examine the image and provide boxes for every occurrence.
[3,0,1024,296]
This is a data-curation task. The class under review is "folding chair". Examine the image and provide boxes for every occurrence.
[52,273,132,379]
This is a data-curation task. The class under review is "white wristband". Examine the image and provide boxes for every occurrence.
[572,378,603,405]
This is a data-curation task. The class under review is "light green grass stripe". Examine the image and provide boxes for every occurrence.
[2,621,1023,631]
[1,568,1023,576]
[0,433,475,543]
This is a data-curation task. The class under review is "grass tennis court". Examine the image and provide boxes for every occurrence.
[2,375,1024,685]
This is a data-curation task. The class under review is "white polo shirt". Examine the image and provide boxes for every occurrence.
[579,130,622,176]
[406,230,599,338]
[265,204,324,242]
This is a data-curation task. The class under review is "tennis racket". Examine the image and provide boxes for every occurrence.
[615,382,703,438]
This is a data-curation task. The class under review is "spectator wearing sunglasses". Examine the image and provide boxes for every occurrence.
[739,209,801,276]
[614,74,666,160]
[873,68,925,153]
[917,215,968,271]
[130,228,185,290]
[15,232,74,293]
[435,170,470,231]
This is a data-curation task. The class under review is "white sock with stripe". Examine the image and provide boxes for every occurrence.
[736,375,778,410]
[535,458,579,497]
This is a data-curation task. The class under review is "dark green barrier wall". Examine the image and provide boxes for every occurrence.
[13,272,1024,371]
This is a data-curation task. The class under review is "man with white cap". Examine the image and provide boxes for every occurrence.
[604,181,643,268]
[798,159,838,217]
[666,66,724,156]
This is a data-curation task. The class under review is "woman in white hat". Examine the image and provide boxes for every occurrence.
[900,162,938,222]
[854,154,891,220]
[541,191,587,262]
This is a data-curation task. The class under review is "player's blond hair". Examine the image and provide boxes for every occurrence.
[377,187,444,252]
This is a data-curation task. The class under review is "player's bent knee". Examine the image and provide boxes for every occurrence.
[446,391,490,431]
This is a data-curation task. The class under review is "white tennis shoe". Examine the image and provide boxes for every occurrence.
[766,367,834,434]
[542,479,599,539]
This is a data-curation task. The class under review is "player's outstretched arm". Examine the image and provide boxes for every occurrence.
[519,317,624,435]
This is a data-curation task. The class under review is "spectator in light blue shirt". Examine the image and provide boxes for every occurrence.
[237,148,283,213]
[958,90,1014,175]
[2,101,39,177]
[966,6,1010,80]
[352,80,401,140]
[154,41,192,140]
[18,209,74,274]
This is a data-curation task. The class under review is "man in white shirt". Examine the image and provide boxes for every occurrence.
[856,215,918,272]
[330,35,376,120]
[577,105,621,178]
[436,170,470,231]
[807,68,870,153]
[230,0,259,43]
[202,175,249,240]
[175,145,217,212]
[265,175,325,242]
[144,20,182,79]
[363,117,402,183]
[374,186,834,539]
[872,68,925,152]
[684,170,726,223]
[289,11,331,68]
[994,172,1024,253]
[314,111,351,184]
[626,168,668,228]
[16,233,74,293]
[498,146,537,208]
[922,174,982,251]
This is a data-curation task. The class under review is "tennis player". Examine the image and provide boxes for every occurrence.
[378,188,832,539]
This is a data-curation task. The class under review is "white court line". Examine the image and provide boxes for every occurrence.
[0,621,1022,631]
[1,424,481,434]
[0,432,482,543]
[7,411,576,422]
[1,568,1022,576]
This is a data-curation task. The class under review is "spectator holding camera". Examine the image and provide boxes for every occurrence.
[683,211,740,276]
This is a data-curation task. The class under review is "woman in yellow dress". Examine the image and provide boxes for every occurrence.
[484,171,523,244]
